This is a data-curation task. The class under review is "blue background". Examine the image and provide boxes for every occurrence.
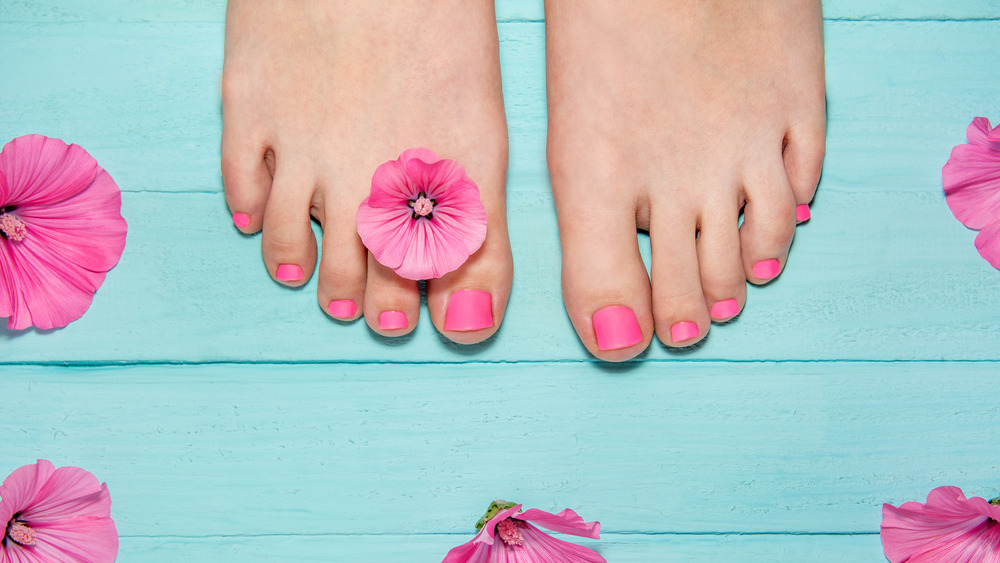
[2,1,999,560]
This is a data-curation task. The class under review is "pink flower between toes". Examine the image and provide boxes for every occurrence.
[1,460,119,563]
[442,500,605,563]
[356,148,487,280]
[942,117,1000,269]
[881,486,1000,562]
[0,134,127,330]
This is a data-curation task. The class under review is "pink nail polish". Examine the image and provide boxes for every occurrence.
[710,298,740,320]
[796,204,811,222]
[275,264,303,282]
[670,321,699,343]
[444,290,493,331]
[378,310,408,330]
[328,299,356,319]
[232,212,251,229]
[592,305,642,351]
[752,259,781,280]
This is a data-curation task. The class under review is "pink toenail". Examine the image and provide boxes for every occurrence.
[592,305,642,351]
[710,298,740,320]
[753,259,781,280]
[670,321,699,343]
[232,212,251,229]
[444,290,493,331]
[275,264,303,282]
[796,204,811,222]
[379,310,408,330]
[328,299,356,319]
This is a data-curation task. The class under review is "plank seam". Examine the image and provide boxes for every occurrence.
[117,531,880,539]
[1,359,998,368]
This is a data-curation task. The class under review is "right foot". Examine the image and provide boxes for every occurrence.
[545,0,826,361]
[221,0,513,344]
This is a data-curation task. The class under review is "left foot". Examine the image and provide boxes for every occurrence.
[545,0,826,361]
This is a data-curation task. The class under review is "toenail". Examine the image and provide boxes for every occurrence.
[328,299,357,319]
[796,204,811,222]
[275,264,303,282]
[710,298,740,320]
[444,290,493,331]
[752,259,781,281]
[378,310,408,331]
[592,305,642,351]
[670,321,700,343]
[232,212,251,229]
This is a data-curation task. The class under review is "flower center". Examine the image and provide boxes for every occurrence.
[408,193,436,219]
[0,212,26,242]
[496,518,524,547]
[6,519,36,547]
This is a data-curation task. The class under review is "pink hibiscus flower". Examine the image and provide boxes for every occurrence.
[443,500,605,563]
[881,485,1000,562]
[0,134,127,330]
[942,117,1000,269]
[356,148,487,280]
[1,460,119,562]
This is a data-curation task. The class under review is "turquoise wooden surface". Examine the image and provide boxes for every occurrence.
[2,1,999,561]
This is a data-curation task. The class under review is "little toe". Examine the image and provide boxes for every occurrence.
[784,123,826,222]
[221,129,271,234]
[697,208,747,323]
[740,163,798,285]
[557,201,652,361]
[649,208,711,347]
[363,258,420,336]
[260,163,318,288]
[425,219,513,346]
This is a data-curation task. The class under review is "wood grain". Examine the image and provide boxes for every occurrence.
[2,2,998,561]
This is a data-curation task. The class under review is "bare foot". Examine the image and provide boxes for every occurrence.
[545,0,826,361]
[222,0,512,344]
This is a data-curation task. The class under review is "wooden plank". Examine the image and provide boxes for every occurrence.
[116,533,882,562]
[5,0,1000,24]
[2,362,997,537]
[2,186,998,363]
[3,20,1000,194]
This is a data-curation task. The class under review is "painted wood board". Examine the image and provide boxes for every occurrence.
[115,533,883,562]
[3,20,1000,194]
[2,187,998,363]
[3,362,997,539]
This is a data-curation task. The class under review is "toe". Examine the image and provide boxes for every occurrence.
[784,123,826,197]
[260,160,318,288]
[221,127,271,234]
[783,121,826,222]
[740,161,797,285]
[315,188,368,321]
[649,205,711,347]
[556,195,652,361]
[425,216,513,346]
[697,206,747,323]
[363,258,420,336]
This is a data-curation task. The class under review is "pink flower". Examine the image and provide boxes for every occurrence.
[881,486,1000,562]
[0,134,127,330]
[443,500,605,563]
[1,460,119,562]
[356,148,487,280]
[942,117,1000,269]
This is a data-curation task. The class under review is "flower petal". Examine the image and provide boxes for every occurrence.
[517,508,602,539]
[975,220,1000,270]
[406,158,468,200]
[399,147,441,166]
[0,136,100,208]
[515,522,607,562]
[942,144,1000,230]
[19,466,112,523]
[356,199,415,271]
[966,117,995,147]
[0,461,56,521]
[27,514,119,563]
[881,486,1000,563]
[367,158,416,209]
